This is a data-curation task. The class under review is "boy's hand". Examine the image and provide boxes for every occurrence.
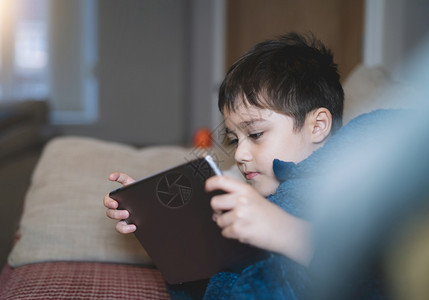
[205,175,285,251]
[206,175,312,266]
[104,172,137,234]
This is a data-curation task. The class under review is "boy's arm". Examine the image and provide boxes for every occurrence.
[206,175,313,267]
[273,209,313,267]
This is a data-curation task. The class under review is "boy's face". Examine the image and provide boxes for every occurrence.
[224,103,317,197]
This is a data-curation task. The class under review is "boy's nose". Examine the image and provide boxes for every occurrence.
[234,139,252,163]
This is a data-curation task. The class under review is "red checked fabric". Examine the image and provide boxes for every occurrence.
[0,262,170,299]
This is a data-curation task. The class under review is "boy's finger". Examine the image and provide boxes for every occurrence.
[210,193,237,211]
[212,211,222,222]
[116,221,136,234]
[106,208,129,220]
[103,194,118,209]
[109,172,135,185]
[205,175,245,193]
[215,210,236,229]
[221,224,240,241]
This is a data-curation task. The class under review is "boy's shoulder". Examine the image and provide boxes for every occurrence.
[273,109,408,183]
[317,108,408,156]
[337,109,406,135]
[270,109,410,217]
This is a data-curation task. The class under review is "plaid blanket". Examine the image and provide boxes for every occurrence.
[0,262,170,299]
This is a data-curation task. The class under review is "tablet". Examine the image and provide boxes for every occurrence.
[109,155,266,284]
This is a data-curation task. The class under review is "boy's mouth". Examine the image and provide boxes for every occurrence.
[245,172,259,180]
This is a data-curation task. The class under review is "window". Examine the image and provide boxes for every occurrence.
[0,0,49,100]
[0,0,98,124]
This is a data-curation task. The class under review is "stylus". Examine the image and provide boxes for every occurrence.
[204,155,222,176]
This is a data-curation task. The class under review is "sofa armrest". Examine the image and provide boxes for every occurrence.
[0,100,50,160]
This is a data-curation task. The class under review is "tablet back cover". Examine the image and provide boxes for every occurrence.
[109,157,266,284]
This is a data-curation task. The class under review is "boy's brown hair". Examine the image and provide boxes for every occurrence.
[218,32,344,134]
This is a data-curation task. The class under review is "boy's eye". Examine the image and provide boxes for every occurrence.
[227,138,238,145]
[224,133,238,146]
[249,132,263,140]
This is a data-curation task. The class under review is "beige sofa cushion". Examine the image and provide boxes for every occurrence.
[342,64,418,124]
[8,136,196,267]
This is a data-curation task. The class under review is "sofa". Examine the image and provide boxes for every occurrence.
[0,65,421,299]
[0,133,237,299]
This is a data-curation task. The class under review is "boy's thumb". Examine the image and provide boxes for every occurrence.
[109,172,135,186]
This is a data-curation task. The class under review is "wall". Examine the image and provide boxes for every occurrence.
[50,1,82,112]
[364,0,429,82]
[187,0,225,142]
[37,1,429,147]
[226,0,364,81]
[54,0,369,146]
[58,0,191,146]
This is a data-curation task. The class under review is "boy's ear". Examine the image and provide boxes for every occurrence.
[309,108,332,144]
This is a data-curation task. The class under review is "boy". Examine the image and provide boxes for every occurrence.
[104,32,344,298]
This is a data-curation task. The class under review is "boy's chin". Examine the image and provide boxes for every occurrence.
[250,181,278,197]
